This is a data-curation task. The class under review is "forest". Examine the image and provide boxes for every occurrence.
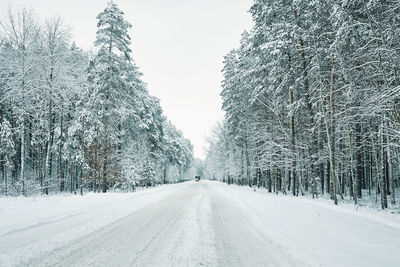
[0,2,194,196]
[205,0,400,209]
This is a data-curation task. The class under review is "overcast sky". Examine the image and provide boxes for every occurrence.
[1,0,254,159]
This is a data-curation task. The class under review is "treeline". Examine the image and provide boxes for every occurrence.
[0,2,193,196]
[205,0,400,208]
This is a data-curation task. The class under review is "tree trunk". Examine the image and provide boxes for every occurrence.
[387,143,395,205]
[290,88,297,196]
[103,91,109,193]
[348,131,357,204]
[326,58,337,204]
[355,122,363,199]
[44,101,53,195]
[59,110,65,192]
[20,118,25,196]
[381,116,388,209]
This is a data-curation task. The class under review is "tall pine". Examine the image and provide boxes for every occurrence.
[90,1,133,192]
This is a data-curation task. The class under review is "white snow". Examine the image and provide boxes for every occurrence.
[0,185,185,266]
[1,181,399,266]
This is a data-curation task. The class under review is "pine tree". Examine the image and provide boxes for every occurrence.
[0,118,15,196]
[206,0,399,208]
[90,1,133,192]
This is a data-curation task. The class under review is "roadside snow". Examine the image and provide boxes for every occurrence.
[212,182,400,267]
[0,184,185,266]
[0,187,166,236]
[1,181,399,267]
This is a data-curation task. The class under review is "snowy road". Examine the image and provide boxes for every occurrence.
[1,181,400,266]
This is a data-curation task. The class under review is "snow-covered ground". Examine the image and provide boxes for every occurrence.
[1,181,399,266]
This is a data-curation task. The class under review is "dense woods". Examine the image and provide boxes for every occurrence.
[205,0,400,208]
[0,2,193,196]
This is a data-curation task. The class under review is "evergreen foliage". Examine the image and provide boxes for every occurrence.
[205,0,400,208]
[0,2,193,196]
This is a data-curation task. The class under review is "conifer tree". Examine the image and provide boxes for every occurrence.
[90,1,134,192]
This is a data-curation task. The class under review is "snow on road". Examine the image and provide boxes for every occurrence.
[1,181,400,266]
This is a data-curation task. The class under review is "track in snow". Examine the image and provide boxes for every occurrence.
[1,181,399,266]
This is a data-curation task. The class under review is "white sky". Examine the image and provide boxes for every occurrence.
[1,0,254,159]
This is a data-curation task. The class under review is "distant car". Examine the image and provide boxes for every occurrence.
[195,175,200,182]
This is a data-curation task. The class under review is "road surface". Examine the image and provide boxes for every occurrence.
[1,181,400,266]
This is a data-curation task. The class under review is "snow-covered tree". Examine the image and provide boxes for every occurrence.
[0,2,193,196]
[206,0,399,208]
